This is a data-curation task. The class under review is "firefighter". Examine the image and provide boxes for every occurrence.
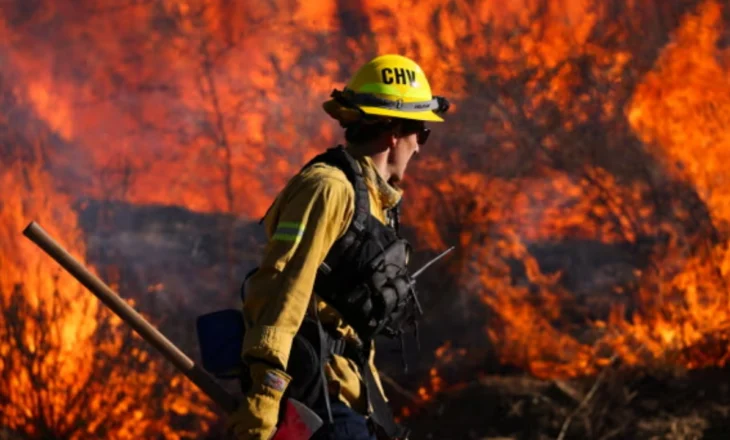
[228,54,449,440]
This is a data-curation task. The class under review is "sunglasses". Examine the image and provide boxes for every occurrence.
[400,121,431,145]
[417,127,431,145]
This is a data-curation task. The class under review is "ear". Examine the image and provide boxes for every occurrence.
[388,131,398,148]
[385,131,398,162]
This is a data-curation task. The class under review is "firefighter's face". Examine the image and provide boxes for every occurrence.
[388,121,425,184]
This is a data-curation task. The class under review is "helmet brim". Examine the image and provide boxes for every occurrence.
[358,105,445,122]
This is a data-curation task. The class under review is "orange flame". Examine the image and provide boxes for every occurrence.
[620,0,730,370]
[0,153,215,438]
[405,0,730,385]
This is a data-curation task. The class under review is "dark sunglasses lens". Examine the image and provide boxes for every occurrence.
[418,128,430,145]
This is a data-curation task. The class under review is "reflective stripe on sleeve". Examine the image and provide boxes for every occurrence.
[272,221,305,243]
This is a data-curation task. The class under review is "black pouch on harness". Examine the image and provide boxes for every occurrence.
[195,309,324,408]
[281,317,325,407]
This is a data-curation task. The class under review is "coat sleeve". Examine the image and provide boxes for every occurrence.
[241,170,354,370]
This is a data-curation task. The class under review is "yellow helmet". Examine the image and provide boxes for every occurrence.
[323,54,449,126]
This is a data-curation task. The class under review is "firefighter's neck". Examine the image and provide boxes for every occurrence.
[365,150,391,182]
[348,140,392,182]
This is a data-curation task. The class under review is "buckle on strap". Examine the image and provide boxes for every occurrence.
[324,335,365,365]
[328,338,347,356]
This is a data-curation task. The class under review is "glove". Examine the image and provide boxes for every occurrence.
[227,362,292,440]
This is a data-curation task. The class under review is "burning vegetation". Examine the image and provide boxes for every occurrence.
[3,0,730,438]
[0,150,215,438]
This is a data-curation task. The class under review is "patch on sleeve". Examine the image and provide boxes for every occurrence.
[263,371,288,392]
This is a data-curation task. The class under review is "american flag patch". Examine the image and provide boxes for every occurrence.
[263,371,288,392]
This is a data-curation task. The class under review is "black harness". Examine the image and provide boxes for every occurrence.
[303,146,414,339]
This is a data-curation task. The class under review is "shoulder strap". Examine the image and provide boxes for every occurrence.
[388,199,402,235]
[306,146,370,275]
[313,145,369,229]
